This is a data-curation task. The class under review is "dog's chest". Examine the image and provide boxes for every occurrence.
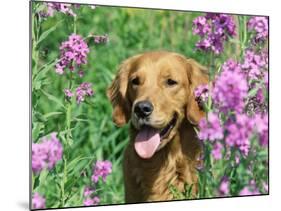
[132,154,194,201]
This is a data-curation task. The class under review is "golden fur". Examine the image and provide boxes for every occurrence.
[107,51,208,203]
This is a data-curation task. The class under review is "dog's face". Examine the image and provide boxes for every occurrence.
[108,51,208,159]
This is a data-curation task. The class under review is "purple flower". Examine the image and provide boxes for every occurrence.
[254,114,268,147]
[32,193,46,209]
[248,17,268,43]
[239,186,260,196]
[55,34,89,75]
[64,89,74,98]
[78,70,85,78]
[212,68,248,114]
[241,50,268,80]
[193,13,236,54]
[256,88,265,104]
[193,16,211,36]
[84,186,95,197]
[83,196,100,206]
[39,3,77,17]
[76,82,94,104]
[198,112,224,141]
[222,59,242,73]
[219,177,229,196]
[212,142,223,160]
[225,114,254,156]
[91,160,112,183]
[194,84,209,109]
[91,34,109,44]
[32,133,63,173]
[264,72,268,89]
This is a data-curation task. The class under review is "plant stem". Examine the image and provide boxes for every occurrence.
[32,14,40,77]
[60,158,67,206]
[61,14,78,206]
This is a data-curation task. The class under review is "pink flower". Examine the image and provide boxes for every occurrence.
[32,193,46,209]
[91,160,112,183]
[64,89,74,98]
[248,17,268,42]
[91,34,109,44]
[219,177,229,196]
[83,196,100,206]
[194,84,209,109]
[198,112,224,141]
[212,68,248,114]
[78,70,84,78]
[76,82,94,104]
[241,50,268,80]
[225,114,254,156]
[212,142,223,160]
[84,186,94,197]
[222,59,242,73]
[55,34,89,75]
[193,14,236,54]
[32,133,63,173]
[239,186,260,196]
[254,114,268,147]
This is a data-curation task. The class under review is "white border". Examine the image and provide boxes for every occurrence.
[0,0,279,211]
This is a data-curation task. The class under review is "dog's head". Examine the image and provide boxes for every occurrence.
[107,51,208,159]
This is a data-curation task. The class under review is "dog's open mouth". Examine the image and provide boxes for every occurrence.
[134,113,177,159]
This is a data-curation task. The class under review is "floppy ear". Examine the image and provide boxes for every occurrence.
[185,58,209,125]
[107,56,139,127]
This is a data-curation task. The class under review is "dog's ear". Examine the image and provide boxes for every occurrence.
[107,55,139,127]
[185,58,209,125]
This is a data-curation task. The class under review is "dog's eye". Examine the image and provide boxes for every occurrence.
[131,77,140,86]
[166,78,178,86]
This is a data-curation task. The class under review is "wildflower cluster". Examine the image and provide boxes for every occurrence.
[55,34,89,75]
[39,2,76,17]
[194,14,268,197]
[83,186,100,206]
[64,82,94,104]
[92,160,112,183]
[247,17,268,43]
[194,84,209,109]
[193,13,236,54]
[32,133,63,173]
[239,180,261,196]
[32,192,46,209]
[82,160,112,206]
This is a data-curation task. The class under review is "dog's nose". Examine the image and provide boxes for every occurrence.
[134,101,154,118]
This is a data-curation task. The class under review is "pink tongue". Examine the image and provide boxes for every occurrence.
[134,127,160,159]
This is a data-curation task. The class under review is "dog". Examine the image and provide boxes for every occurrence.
[107,51,208,203]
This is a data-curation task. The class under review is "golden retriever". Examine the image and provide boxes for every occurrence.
[107,51,208,203]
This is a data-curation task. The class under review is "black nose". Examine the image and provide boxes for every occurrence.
[134,101,154,118]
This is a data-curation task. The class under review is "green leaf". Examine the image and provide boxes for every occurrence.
[32,122,45,141]
[34,4,46,14]
[248,85,260,97]
[43,111,63,119]
[34,111,47,122]
[36,20,63,46]
[33,175,40,191]
[33,59,57,82]
[39,169,49,186]
[41,89,66,109]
